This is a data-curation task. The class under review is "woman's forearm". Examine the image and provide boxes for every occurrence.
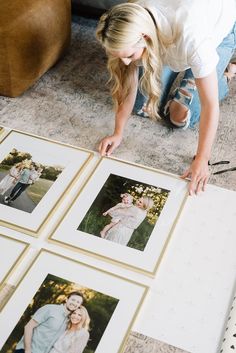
[196,104,219,161]
[195,71,219,161]
[114,67,138,136]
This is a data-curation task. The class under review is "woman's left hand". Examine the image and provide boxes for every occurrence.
[181,157,210,195]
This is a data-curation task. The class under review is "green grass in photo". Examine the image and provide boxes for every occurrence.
[27,178,53,204]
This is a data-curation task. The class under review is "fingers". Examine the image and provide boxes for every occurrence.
[106,141,117,156]
[182,159,210,196]
[98,139,109,156]
[181,169,191,179]
[98,135,121,156]
[188,175,209,196]
[98,138,113,156]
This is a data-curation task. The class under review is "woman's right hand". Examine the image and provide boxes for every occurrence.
[98,133,123,156]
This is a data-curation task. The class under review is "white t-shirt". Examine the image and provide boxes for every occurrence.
[135,0,236,77]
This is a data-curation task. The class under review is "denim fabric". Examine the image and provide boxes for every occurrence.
[9,182,29,201]
[134,21,236,128]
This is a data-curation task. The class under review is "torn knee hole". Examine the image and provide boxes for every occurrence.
[182,78,196,91]
[169,101,189,122]
[179,88,192,98]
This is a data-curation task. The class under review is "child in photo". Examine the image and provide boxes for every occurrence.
[105,196,154,246]
[100,193,134,238]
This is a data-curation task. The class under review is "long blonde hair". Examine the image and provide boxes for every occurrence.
[141,196,154,210]
[96,2,173,120]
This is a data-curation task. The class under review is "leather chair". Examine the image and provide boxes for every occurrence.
[0,0,71,97]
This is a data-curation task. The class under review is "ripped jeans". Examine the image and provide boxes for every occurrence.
[134,22,236,128]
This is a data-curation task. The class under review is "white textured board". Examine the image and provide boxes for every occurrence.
[133,185,236,353]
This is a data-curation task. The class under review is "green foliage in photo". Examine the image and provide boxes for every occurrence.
[78,174,170,251]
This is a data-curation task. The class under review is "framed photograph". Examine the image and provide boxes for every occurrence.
[0,234,29,288]
[0,250,148,353]
[0,234,30,312]
[0,130,93,235]
[50,158,188,275]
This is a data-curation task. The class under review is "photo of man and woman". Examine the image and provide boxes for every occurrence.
[78,174,170,251]
[0,148,64,213]
[1,273,119,353]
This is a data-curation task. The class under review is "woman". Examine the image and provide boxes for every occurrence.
[49,306,90,353]
[96,0,236,195]
[0,162,23,195]
[105,196,154,246]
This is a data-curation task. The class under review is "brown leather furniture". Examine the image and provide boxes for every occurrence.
[0,0,71,97]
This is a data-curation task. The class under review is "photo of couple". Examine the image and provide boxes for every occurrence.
[0,148,64,213]
[1,274,119,353]
[78,174,170,251]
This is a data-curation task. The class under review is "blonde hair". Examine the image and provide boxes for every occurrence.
[142,196,154,210]
[15,162,24,170]
[96,2,174,120]
[68,306,90,331]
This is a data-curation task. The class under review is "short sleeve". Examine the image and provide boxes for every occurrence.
[32,305,50,324]
[188,38,219,78]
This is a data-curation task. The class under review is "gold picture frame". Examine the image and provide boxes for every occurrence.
[0,129,94,236]
[0,249,148,353]
[49,156,188,277]
[0,233,30,311]
[0,125,11,142]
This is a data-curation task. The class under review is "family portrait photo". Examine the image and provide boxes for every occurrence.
[0,130,93,234]
[1,273,119,353]
[0,148,64,213]
[78,173,170,251]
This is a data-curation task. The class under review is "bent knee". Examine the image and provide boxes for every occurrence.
[169,79,196,124]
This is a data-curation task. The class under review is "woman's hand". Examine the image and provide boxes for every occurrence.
[183,70,218,195]
[181,156,210,195]
[98,133,123,156]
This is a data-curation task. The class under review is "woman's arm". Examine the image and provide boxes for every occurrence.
[24,319,39,353]
[98,66,139,156]
[103,203,121,215]
[182,69,219,194]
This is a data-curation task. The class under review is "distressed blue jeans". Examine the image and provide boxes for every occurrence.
[134,22,236,128]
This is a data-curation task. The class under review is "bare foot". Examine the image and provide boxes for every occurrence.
[224,63,236,82]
